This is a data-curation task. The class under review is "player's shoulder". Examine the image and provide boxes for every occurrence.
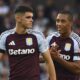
[47,32,60,39]
[70,31,80,37]
[70,31,80,41]
[70,31,80,47]
[0,28,15,39]
[31,29,45,38]
[46,32,60,43]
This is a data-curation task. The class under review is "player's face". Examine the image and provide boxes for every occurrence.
[21,12,33,29]
[56,14,71,35]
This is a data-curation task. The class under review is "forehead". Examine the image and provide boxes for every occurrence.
[56,13,69,20]
[23,12,33,17]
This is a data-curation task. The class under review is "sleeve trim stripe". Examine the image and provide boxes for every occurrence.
[0,49,5,54]
[74,53,80,56]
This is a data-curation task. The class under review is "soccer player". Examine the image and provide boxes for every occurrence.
[47,11,80,80]
[0,5,56,80]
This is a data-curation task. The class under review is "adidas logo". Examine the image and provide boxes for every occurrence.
[8,41,15,45]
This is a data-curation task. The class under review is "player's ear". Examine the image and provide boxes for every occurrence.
[15,14,22,22]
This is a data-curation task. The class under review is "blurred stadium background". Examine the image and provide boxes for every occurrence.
[0,0,80,80]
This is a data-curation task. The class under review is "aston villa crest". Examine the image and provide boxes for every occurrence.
[64,43,71,51]
[26,38,33,46]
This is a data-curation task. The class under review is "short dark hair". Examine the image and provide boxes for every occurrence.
[15,5,33,14]
[57,10,73,21]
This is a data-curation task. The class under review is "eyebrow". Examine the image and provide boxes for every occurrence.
[25,16,33,18]
[56,19,66,22]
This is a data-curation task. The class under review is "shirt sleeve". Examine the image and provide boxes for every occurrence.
[38,34,49,53]
[46,35,53,47]
[72,37,80,61]
[33,31,49,54]
[0,33,7,53]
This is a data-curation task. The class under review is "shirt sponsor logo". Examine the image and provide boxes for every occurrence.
[64,43,71,51]
[26,38,33,46]
[8,48,35,55]
[59,54,70,60]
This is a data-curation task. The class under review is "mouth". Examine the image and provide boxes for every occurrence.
[58,28,61,31]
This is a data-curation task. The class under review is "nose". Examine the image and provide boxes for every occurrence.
[30,18,33,22]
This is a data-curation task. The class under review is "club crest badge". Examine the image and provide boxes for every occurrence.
[64,43,71,51]
[26,38,33,46]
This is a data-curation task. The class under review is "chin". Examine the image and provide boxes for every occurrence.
[58,31,63,34]
[58,30,61,33]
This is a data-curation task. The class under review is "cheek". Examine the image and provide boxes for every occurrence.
[25,19,30,23]
[23,20,29,24]
[63,26,69,32]
[22,18,28,23]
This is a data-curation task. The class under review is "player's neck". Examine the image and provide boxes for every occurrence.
[60,30,71,38]
[15,23,27,34]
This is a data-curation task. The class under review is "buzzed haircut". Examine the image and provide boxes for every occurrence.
[15,5,33,14]
[57,10,73,21]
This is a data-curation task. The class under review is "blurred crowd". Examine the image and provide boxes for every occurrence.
[0,0,80,80]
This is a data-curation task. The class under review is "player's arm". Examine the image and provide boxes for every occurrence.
[42,49,56,80]
[54,55,80,74]
[0,49,6,61]
[36,32,56,80]
[0,32,7,61]
[0,52,5,60]
[50,42,80,74]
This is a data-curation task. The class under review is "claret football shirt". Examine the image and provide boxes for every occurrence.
[0,29,48,80]
[47,31,80,80]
